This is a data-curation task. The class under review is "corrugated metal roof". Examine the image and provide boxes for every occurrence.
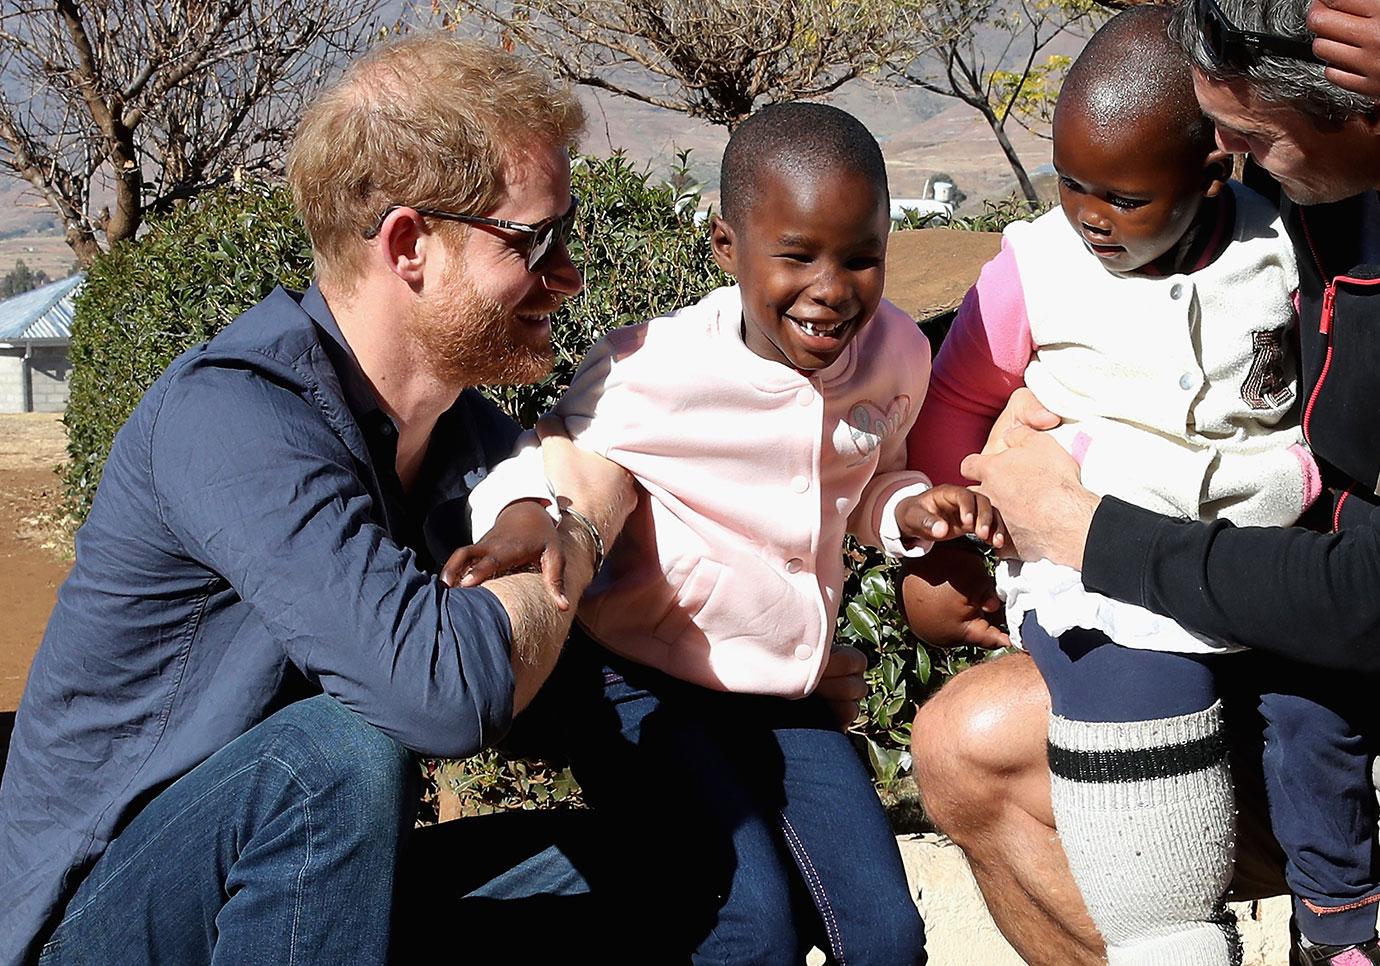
[0,273,84,343]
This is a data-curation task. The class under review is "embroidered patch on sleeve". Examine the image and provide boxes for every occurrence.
[1240,327,1295,410]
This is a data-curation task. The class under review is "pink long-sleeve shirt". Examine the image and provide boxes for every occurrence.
[905,241,1031,487]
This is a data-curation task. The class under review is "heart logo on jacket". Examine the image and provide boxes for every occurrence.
[836,395,911,465]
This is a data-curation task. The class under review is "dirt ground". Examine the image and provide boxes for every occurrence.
[0,413,71,712]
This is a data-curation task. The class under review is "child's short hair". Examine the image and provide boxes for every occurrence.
[719,103,888,225]
[1058,5,1216,162]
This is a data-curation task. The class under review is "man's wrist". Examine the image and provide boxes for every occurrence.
[1081,495,1163,603]
[1055,484,1101,571]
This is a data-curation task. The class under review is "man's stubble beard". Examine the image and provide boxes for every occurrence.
[408,265,557,390]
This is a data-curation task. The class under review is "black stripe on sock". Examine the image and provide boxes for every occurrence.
[1048,730,1229,783]
[1213,905,1243,966]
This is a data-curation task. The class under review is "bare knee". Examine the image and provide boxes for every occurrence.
[911,652,1051,836]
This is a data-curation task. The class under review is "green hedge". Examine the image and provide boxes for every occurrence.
[63,156,1020,818]
[64,185,315,522]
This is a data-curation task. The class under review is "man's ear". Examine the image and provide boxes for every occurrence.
[709,215,737,276]
[1202,148,1234,199]
[374,206,429,286]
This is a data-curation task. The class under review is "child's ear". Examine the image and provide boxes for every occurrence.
[709,215,737,275]
[1201,148,1234,199]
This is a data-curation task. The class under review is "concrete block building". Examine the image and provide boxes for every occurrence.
[0,274,82,413]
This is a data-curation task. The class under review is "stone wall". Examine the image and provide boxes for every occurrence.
[883,229,1003,322]
[0,345,71,413]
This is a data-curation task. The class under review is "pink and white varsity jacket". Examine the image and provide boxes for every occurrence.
[908,182,1318,654]
[471,284,932,697]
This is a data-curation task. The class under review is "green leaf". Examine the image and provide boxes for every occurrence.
[846,600,882,647]
[916,645,932,686]
[861,566,890,608]
[865,736,902,784]
[880,653,901,690]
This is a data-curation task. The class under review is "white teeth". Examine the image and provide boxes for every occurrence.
[795,318,844,337]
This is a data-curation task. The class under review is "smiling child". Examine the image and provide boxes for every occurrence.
[461,103,1001,962]
[907,6,1380,965]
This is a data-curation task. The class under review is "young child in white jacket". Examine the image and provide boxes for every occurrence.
[907,8,1380,966]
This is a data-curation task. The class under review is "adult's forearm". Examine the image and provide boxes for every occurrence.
[486,489,632,712]
[1082,497,1380,671]
[486,516,595,712]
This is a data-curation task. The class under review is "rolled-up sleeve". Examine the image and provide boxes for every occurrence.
[147,362,515,758]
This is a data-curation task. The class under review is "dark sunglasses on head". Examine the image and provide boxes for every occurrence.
[362,195,580,272]
[1196,0,1324,68]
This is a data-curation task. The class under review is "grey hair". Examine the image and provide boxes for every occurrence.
[1171,0,1376,122]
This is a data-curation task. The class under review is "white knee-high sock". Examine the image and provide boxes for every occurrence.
[1048,702,1240,966]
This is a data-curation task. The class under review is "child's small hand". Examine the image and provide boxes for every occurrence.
[896,484,1009,550]
[815,645,868,731]
[899,543,1009,651]
[441,500,570,610]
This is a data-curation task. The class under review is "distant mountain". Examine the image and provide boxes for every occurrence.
[578,80,1058,215]
[575,79,952,195]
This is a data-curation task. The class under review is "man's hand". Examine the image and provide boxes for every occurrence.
[961,425,1100,569]
[983,387,1061,457]
[896,484,1009,550]
[816,645,868,730]
[1310,0,1380,98]
[898,543,1009,651]
[486,422,635,715]
[441,500,569,609]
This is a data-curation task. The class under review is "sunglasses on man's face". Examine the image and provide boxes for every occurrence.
[1196,0,1323,69]
[362,195,580,273]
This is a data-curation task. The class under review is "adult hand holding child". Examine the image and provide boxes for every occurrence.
[962,425,1099,571]
[444,415,636,611]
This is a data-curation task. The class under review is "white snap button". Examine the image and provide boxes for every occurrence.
[1179,372,1195,390]
[1170,283,1184,300]
[785,558,803,574]
[794,644,814,661]
[791,476,809,493]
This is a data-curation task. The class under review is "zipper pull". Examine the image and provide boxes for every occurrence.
[1321,281,1337,334]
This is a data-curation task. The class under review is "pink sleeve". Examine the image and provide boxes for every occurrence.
[906,240,1034,486]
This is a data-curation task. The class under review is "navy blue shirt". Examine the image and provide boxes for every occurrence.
[0,284,522,963]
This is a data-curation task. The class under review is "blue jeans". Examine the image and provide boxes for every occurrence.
[36,695,596,966]
[1255,659,1380,945]
[545,631,926,965]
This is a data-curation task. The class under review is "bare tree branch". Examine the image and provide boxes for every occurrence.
[455,0,926,127]
[0,0,382,264]
[894,0,1104,204]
